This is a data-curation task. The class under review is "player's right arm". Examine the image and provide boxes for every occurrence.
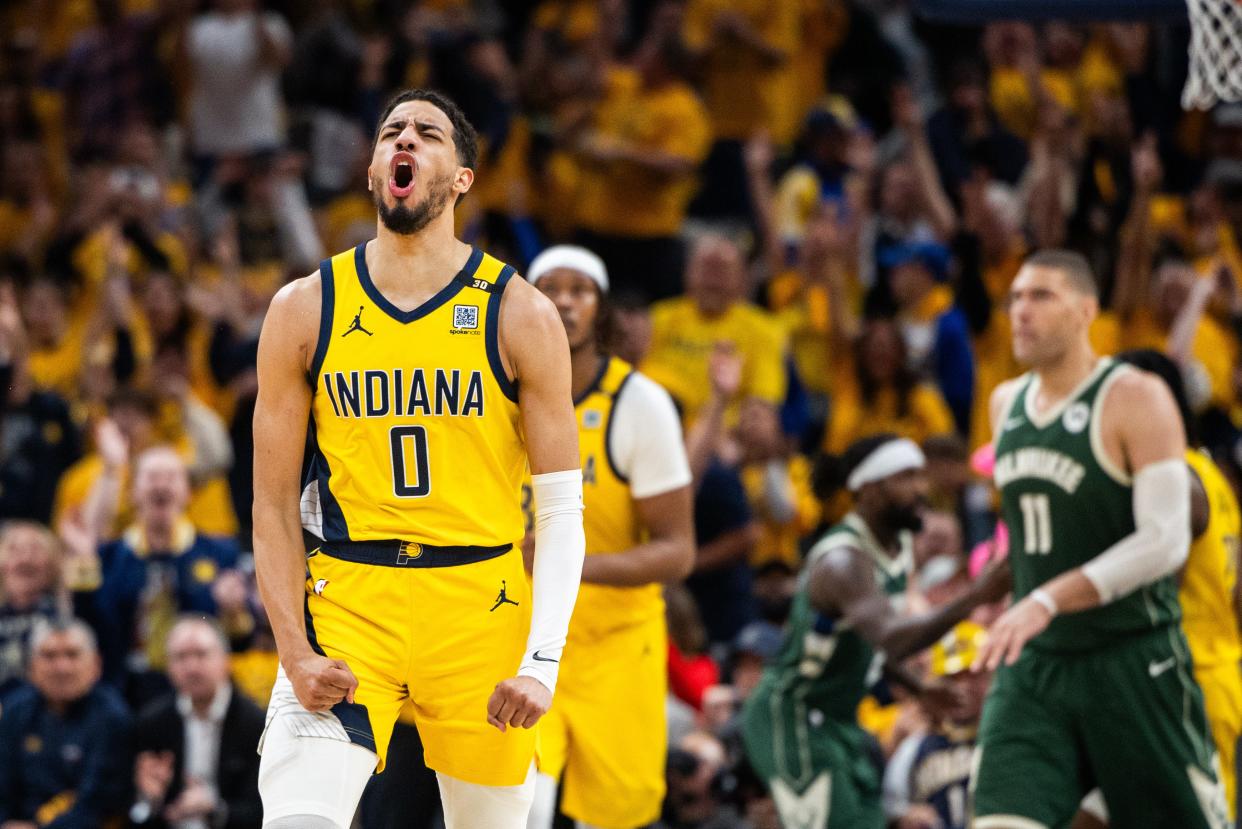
[807,543,1011,664]
[977,370,1190,670]
[252,274,356,713]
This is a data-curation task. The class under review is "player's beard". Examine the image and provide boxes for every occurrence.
[881,501,925,534]
[373,170,454,236]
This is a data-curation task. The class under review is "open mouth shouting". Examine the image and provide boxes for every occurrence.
[390,152,416,198]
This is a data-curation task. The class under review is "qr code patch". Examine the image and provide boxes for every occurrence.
[453,305,479,329]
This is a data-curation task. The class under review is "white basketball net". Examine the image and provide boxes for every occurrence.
[1184,0,1242,109]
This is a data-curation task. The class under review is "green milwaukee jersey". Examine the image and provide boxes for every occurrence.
[758,513,912,722]
[993,358,1182,652]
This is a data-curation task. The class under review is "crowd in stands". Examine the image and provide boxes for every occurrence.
[0,0,1239,827]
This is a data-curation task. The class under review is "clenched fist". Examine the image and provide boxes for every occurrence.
[486,676,551,732]
[287,651,358,712]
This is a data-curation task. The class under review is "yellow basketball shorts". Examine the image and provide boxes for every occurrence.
[1196,660,1242,820]
[536,614,668,829]
[303,542,535,786]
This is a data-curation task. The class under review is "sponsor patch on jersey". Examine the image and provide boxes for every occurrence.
[1063,401,1090,434]
[453,304,479,330]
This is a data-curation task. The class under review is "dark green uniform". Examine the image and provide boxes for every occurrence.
[974,359,1229,829]
[742,513,910,829]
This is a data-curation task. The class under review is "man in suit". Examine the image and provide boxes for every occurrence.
[128,617,263,829]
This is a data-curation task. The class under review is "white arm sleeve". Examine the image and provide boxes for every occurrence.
[517,469,585,693]
[1081,458,1190,604]
[608,372,692,499]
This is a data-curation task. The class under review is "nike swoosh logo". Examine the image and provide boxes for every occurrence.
[1149,657,1177,678]
[532,650,559,663]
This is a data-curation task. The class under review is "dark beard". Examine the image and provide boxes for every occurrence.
[881,502,924,534]
[373,173,453,235]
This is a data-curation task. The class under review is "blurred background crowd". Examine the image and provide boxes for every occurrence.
[0,0,1239,827]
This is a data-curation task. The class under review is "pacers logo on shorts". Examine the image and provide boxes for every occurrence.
[397,542,424,565]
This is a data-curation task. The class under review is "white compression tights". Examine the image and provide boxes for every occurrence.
[438,762,538,829]
[261,700,538,828]
[258,714,377,828]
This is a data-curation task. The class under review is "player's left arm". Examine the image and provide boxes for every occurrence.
[582,375,694,586]
[581,488,694,585]
[977,371,1189,670]
[488,276,585,732]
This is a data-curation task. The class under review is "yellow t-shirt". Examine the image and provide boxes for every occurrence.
[1091,308,1237,410]
[53,436,239,541]
[683,0,802,143]
[531,0,601,44]
[741,453,821,568]
[642,297,788,423]
[989,66,1080,139]
[26,320,92,404]
[1182,449,1242,670]
[825,379,954,455]
[971,310,1023,450]
[789,0,847,129]
[575,67,712,238]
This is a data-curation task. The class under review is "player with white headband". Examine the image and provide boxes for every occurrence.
[741,433,1012,829]
[523,245,695,829]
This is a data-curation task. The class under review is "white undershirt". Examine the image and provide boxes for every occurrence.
[174,684,231,829]
[606,371,692,499]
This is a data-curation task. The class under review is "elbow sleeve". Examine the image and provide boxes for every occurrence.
[1082,458,1190,603]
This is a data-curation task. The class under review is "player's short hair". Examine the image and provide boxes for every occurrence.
[373,89,479,172]
[1023,249,1098,299]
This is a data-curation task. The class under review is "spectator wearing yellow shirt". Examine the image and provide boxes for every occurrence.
[884,240,976,434]
[573,17,712,301]
[773,96,861,255]
[54,388,238,543]
[732,401,821,569]
[642,235,788,426]
[1101,139,1239,412]
[683,0,800,222]
[983,22,1080,141]
[21,271,135,414]
[825,318,955,454]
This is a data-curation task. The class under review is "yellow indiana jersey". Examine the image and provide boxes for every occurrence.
[302,244,526,547]
[529,356,663,636]
[1182,449,1242,669]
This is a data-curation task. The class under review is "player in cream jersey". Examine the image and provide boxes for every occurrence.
[252,90,585,829]
[523,246,694,829]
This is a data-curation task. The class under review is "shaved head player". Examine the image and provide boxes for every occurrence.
[971,249,1229,829]
[251,89,585,829]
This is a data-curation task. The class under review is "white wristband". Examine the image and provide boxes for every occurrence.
[1029,588,1058,617]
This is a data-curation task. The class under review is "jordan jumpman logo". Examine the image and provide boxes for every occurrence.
[342,306,373,337]
[490,580,519,612]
